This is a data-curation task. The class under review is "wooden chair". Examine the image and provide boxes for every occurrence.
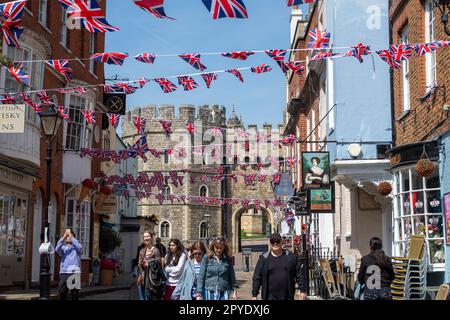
[435,284,449,300]
[319,258,341,299]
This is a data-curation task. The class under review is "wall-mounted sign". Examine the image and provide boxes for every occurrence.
[0,105,25,133]
[301,151,330,189]
[444,193,450,245]
[307,182,335,213]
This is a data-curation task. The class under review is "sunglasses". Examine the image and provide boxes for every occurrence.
[270,240,281,245]
[193,251,203,256]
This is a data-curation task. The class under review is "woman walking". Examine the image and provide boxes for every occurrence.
[172,241,207,300]
[164,239,188,300]
[196,238,238,300]
[357,237,395,300]
[138,231,164,300]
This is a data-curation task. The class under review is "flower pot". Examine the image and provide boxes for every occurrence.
[415,159,434,177]
[100,269,114,286]
[377,182,392,196]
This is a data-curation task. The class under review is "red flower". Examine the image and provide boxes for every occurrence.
[82,178,95,189]
[100,186,112,195]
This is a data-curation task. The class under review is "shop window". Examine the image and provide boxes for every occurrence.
[65,198,90,257]
[0,193,27,257]
[392,166,445,268]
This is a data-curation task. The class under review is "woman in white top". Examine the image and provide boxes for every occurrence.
[163,238,187,300]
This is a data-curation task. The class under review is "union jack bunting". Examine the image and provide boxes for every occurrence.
[201,0,248,19]
[221,51,255,60]
[134,53,156,64]
[307,28,331,49]
[7,63,30,87]
[18,92,32,104]
[177,76,199,91]
[82,109,96,125]
[57,88,76,94]
[58,105,71,122]
[201,73,218,89]
[114,82,138,94]
[37,91,54,105]
[343,43,372,63]
[129,134,149,162]
[103,84,116,93]
[178,53,207,71]
[434,40,449,47]
[0,0,26,47]
[133,116,147,134]
[186,123,196,134]
[286,0,314,5]
[58,0,119,32]
[132,0,174,20]
[226,69,244,82]
[0,93,16,104]
[376,50,401,69]
[414,42,440,56]
[45,60,73,82]
[311,51,335,61]
[107,113,120,128]
[90,52,128,65]
[265,49,288,73]
[285,61,305,75]
[250,63,272,74]
[389,44,413,62]
[74,87,88,94]
[27,101,42,114]
[153,78,177,93]
[159,120,173,138]
[135,77,150,88]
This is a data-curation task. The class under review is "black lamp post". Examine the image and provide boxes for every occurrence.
[39,108,62,299]
[205,209,211,246]
[434,0,450,36]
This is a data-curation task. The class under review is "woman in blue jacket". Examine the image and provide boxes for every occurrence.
[196,238,238,300]
[172,241,207,300]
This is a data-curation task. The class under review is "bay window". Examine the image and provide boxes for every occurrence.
[392,165,445,270]
[65,198,90,257]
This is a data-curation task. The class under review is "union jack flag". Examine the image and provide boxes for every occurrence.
[135,77,150,88]
[178,53,207,71]
[0,0,26,47]
[58,105,71,122]
[186,123,196,134]
[90,52,128,65]
[107,113,120,128]
[221,51,255,60]
[134,53,156,64]
[0,93,16,104]
[285,61,305,75]
[414,42,440,56]
[154,78,177,93]
[177,76,199,91]
[376,50,401,69]
[159,120,173,138]
[82,109,96,125]
[45,60,73,82]
[114,83,138,94]
[251,64,272,74]
[103,84,116,93]
[74,87,88,94]
[265,49,288,73]
[226,69,244,82]
[133,0,174,20]
[389,44,412,62]
[286,0,314,5]
[307,28,331,49]
[434,40,449,47]
[37,91,54,105]
[201,73,218,89]
[57,88,76,94]
[129,134,149,162]
[18,92,32,104]
[201,0,248,19]
[7,63,30,87]
[58,0,119,32]
[311,51,335,61]
[133,116,147,135]
[343,43,372,63]
[27,101,42,114]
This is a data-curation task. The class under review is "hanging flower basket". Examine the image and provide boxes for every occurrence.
[416,159,434,177]
[377,181,392,196]
[79,178,95,202]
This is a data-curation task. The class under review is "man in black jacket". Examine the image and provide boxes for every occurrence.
[251,233,307,300]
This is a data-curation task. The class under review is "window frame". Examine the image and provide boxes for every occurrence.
[199,221,208,239]
[60,7,68,48]
[401,27,411,112]
[38,0,48,28]
[65,198,90,258]
[159,220,171,239]
[199,185,208,197]
[64,94,93,150]
[425,0,437,91]
[88,33,96,74]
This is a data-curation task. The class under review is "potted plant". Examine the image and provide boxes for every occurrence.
[99,225,121,286]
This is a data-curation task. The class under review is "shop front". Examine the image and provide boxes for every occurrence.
[0,163,35,287]
[387,141,446,285]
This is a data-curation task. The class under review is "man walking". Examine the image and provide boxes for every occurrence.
[251,233,307,300]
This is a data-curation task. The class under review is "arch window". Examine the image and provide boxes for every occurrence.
[160,221,171,238]
[163,185,172,198]
[199,185,208,197]
[199,221,208,239]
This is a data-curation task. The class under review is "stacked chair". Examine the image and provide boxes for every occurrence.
[435,284,449,300]
[318,258,351,299]
[390,235,427,300]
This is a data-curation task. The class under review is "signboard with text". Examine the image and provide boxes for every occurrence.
[0,105,25,133]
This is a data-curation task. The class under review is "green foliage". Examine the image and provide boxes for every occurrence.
[240,229,247,238]
[99,225,121,254]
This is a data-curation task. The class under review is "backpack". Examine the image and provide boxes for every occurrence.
[144,260,167,299]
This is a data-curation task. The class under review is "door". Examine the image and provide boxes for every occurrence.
[31,189,42,283]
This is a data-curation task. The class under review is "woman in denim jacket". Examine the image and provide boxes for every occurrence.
[196,238,238,300]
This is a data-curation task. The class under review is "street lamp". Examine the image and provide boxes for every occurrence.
[434,0,450,36]
[204,209,211,246]
[39,108,62,299]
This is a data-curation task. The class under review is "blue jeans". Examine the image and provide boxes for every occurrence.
[138,284,146,300]
[364,287,392,300]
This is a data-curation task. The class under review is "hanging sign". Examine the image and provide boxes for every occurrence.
[0,105,25,133]
[301,151,330,189]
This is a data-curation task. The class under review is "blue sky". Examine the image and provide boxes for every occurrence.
[104,0,306,127]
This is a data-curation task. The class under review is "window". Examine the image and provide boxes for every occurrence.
[38,0,48,27]
[160,221,170,238]
[199,221,208,239]
[0,191,27,257]
[401,28,410,112]
[60,7,68,47]
[102,130,110,150]
[392,166,445,269]
[65,198,90,257]
[65,95,92,150]
[163,185,172,198]
[199,185,208,197]
[89,33,96,74]
[163,152,169,164]
[0,44,44,126]
[425,0,437,90]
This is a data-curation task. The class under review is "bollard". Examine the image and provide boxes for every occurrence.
[245,255,250,272]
